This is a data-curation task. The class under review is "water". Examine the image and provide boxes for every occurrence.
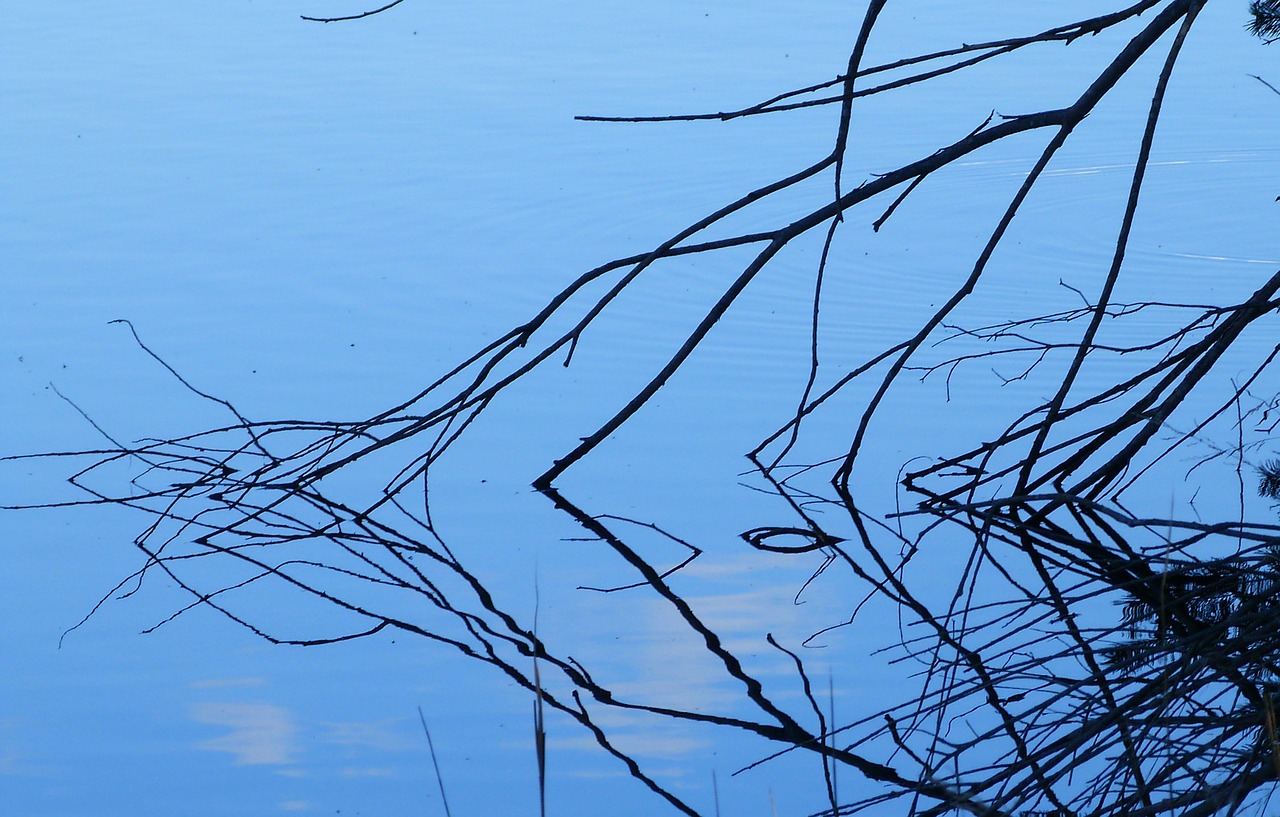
[3,3,1279,816]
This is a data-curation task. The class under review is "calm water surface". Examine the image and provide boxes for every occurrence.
[3,3,1277,815]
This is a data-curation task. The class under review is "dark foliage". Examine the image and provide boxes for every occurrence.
[1260,459,1280,499]
[1249,0,1280,39]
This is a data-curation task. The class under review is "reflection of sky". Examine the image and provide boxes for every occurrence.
[4,2,1280,816]
[190,695,415,773]
[194,701,298,766]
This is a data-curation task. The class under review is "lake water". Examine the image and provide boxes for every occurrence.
[4,3,1279,816]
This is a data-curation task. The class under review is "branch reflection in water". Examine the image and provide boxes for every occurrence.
[12,2,1280,816]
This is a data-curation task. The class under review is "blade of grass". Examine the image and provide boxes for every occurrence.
[534,573,547,817]
[418,706,453,817]
[829,671,839,815]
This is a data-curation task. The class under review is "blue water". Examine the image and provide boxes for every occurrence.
[3,3,1278,816]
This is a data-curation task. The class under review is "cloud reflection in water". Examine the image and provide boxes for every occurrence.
[192,702,298,766]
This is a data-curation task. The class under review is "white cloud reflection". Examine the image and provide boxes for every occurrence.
[280,801,314,812]
[319,718,415,752]
[192,702,298,766]
[338,766,397,778]
[550,731,709,761]
[539,547,864,768]
[190,677,267,690]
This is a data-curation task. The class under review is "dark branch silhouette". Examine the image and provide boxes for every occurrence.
[13,2,1280,815]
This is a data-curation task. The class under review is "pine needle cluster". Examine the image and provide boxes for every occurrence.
[1260,458,1280,500]
[1250,0,1280,40]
